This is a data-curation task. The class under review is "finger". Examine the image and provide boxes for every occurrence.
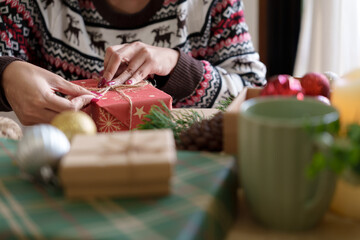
[104,45,123,70]
[40,91,89,113]
[103,52,126,83]
[69,94,96,111]
[52,79,96,97]
[112,53,146,85]
[103,45,128,81]
[33,94,94,123]
[113,63,128,78]
[103,43,138,84]
[124,61,151,85]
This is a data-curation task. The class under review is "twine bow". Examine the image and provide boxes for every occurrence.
[88,80,148,129]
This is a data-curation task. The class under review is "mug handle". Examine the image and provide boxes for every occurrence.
[304,133,336,213]
[304,170,335,213]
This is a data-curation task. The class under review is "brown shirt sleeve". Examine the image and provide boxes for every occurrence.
[159,49,204,103]
[0,56,23,111]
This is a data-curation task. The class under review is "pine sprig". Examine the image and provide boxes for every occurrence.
[136,102,204,141]
[216,95,235,112]
[137,96,234,148]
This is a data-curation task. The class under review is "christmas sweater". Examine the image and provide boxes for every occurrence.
[0,0,266,111]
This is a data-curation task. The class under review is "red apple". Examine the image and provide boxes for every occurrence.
[300,72,330,99]
[260,74,302,96]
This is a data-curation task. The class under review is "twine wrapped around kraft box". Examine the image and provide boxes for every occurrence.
[72,79,173,132]
[59,129,177,199]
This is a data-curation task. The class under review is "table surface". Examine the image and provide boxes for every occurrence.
[1,110,360,240]
[227,190,360,240]
[0,138,237,240]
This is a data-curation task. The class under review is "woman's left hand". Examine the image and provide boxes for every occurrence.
[101,42,180,86]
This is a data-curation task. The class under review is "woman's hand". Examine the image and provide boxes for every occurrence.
[2,61,96,125]
[101,42,180,86]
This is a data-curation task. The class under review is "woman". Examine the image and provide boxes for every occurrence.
[0,0,266,125]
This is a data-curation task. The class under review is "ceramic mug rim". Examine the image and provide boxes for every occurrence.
[240,96,339,128]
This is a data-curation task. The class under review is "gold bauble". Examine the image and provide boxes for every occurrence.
[51,111,97,141]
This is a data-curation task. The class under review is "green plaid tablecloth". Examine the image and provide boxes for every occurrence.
[0,138,237,240]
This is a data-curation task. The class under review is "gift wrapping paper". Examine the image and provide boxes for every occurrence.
[73,79,172,132]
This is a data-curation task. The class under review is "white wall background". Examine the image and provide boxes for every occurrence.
[294,0,360,77]
[243,0,259,51]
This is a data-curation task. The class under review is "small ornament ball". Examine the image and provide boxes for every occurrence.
[16,124,70,177]
[260,74,302,96]
[51,111,97,141]
[300,72,330,98]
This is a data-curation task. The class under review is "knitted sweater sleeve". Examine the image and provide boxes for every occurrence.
[0,1,39,111]
[160,0,266,108]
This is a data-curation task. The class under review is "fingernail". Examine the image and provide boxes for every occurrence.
[98,77,107,88]
[125,79,133,85]
[91,98,100,103]
[106,81,116,86]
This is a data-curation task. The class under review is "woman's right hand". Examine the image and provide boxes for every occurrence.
[2,61,96,125]
[101,42,180,86]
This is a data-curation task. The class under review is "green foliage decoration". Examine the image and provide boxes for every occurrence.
[137,96,234,143]
[307,123,360,179]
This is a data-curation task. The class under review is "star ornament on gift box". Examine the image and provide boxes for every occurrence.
[97,108,124,132]
[134,106,146,119]
[98,106,149,132]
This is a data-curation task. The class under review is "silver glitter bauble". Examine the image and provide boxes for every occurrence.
[16,124,70,177]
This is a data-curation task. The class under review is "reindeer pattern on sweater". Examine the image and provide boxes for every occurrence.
[0,0,266,108]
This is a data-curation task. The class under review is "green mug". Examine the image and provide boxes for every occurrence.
[238,97,339,231]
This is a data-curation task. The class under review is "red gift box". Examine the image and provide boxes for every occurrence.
[72,79,172,132]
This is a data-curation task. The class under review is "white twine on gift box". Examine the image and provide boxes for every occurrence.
[88,81,149,129]
[101,133,164,180]
[104,133,164,153]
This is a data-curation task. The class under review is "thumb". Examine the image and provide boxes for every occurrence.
[70,94,97,111]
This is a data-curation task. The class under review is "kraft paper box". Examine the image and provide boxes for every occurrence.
[64,182,170,199]
[73,79,173,132]
[172,108,219,119]
[59,129,177,198]
[223,87,261,154]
